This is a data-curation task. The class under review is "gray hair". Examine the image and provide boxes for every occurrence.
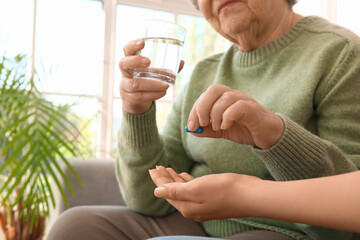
[287,0,298,7]
[188,0,298,11]
[189,0,199,10]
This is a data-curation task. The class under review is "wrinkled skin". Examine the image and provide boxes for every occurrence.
[186,84,284,149]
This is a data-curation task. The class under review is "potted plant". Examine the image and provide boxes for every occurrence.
[0,55,83,240]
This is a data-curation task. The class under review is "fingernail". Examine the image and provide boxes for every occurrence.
[220,122,226,130]
[136,39,143,45]
[154,187,166,197]
[160,83,169,89]
[141,58,150,65]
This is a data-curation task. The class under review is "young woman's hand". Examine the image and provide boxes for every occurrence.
[149,166,261,222]
[187,84,284,149]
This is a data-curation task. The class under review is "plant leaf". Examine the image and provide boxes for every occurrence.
[39,151,69,208]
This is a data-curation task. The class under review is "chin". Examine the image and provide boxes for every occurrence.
[219,7,253,31]
[220,18,250,36]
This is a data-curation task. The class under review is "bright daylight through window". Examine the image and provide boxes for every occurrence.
[0,0,359,159]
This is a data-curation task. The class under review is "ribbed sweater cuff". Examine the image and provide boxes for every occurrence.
[120,104,160,148]
[253,115,332,181]
[202,220,256,238]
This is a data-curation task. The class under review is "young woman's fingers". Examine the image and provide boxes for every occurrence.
[154,182,199,202]
[149,166,175,187]
[179,172,195,182]
[166,168,186,183]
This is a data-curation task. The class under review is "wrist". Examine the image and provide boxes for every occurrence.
[258,114,284,149]
[231,175,265,218]
[271,114,285,147]
[246,179,280,218]
[122,101,153,114]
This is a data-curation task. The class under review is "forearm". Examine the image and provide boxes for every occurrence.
[117,106,172,215]
[117,104,192,216]
[254,115,357,181]
[244,171,360,233]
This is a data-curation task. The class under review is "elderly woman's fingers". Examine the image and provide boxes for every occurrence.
[194,85,232,127]
[121,77,169,93]
[149,166,176,187]
[188,86,261,132]
[120,89,167,106]
[123,39,145,56]
[119,39,147,78]
[209,90,240,131]
[178,60,185,73]
[188,125,223,139]
[187,99,201,131]
[120,77,169,106]
[119,55,150,77]
[220,100,257,130]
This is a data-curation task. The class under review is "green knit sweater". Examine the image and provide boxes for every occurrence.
[117,16,360,240]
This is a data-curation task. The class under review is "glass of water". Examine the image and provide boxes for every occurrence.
[133,20,187,85]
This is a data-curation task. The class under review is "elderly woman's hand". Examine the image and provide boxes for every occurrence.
[119,39,173,114]
[187,84,284,149]
[149,166,261,222]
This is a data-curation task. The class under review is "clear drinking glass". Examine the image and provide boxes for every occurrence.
[133,20,187,85]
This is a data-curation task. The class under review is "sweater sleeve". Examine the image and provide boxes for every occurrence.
[254,42,360,181]
[116,88,193,216]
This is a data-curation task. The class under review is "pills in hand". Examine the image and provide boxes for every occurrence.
[185,126,203,133]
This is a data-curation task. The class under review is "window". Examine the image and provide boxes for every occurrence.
[34,0,104,157]
[1,0,358,159]
[293,0,325,17]
[337,0,360,36]
[0,0,34,57]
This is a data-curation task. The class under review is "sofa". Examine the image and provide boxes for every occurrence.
[46,158,125,235]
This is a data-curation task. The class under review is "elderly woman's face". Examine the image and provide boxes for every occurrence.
[198,0,287,43]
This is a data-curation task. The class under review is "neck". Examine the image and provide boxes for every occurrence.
[235,9,303,52]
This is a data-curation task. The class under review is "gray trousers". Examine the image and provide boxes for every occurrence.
[46,206,294,240]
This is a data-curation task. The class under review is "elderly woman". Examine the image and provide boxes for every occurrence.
[47,0,360,239]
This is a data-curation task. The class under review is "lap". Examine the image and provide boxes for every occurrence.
[149,230,294,240]
[46,205,206,240]
[47,206,293,240]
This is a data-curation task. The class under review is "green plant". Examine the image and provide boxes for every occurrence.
[0,55,83,240]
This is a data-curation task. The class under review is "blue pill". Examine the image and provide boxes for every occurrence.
[185,126,203,133]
